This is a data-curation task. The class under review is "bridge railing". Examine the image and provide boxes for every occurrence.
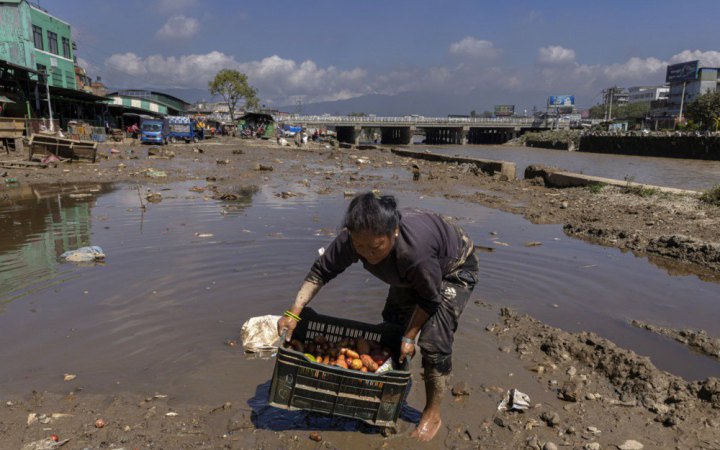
[274,115,567,126]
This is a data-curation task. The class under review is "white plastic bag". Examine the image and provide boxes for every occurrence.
[241,315,281,352]
[60,246,105,262]
[497,388,531,411]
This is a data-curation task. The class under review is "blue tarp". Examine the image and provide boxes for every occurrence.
[283,125,302,133]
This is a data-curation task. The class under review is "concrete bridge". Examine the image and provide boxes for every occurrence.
[277,115,568,145]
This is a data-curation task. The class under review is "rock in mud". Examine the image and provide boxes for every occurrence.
[617,440,644,450]
[451,381,470,396]
[543,443,558,450]
[255,164,274,171]
[558,381,579,402]
[540,411,560,427]
[697,377,720,408]
[146,192,162,203]
[309,431,322,442]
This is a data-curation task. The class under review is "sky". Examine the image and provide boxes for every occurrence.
[39,0,720,113]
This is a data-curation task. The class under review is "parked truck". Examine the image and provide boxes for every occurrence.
[139,117,169,145]
[167,116,204,143]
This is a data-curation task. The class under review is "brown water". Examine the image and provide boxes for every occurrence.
[1,182,719,401]
[431,144,720,190]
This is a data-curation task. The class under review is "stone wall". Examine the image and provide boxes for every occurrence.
[579,136,720,160]
[525,139,574,151]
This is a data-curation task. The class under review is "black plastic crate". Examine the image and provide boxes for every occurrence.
[268,308,412,427]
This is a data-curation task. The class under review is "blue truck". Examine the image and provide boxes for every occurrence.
[167,116,204,143]
[139,118,169,145]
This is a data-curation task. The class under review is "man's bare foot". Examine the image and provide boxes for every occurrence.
[410,410,442,442]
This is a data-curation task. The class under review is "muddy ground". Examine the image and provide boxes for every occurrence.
[1,138,719,449]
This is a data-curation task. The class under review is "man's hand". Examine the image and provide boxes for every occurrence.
[277,316,298,342]
[399,341,416,363]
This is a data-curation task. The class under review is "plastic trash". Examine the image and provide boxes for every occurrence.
[21,438,70,450]
[241,315,281,352]
[60,246,105,263]
[497,388,531,411]
[42,154,61,164]
[145,169,167,178]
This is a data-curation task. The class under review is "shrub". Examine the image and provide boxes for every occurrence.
[699,185,720,206]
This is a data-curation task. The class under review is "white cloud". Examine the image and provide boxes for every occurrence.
[100,47,720,109]
[601,56,665,80]
[237,56,369,103]
[669,50,720,67]
[156,0,198,14]
[105,51,235,85]
[449,37,499,58]
[156,16,199,39]
[103,52,370,104]
[538,46,576,64]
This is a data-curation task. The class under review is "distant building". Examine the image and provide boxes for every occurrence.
[627,85,669,104]
[190,101,230,114]
[666,61,720,116]
[106,90,192,116]
[613,89,629,105]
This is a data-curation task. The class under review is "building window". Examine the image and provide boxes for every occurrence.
[33,25,44,50]
[47,31,58,55]
[62,37,71,59]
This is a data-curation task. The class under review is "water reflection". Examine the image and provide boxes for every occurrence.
[0,186,106,304]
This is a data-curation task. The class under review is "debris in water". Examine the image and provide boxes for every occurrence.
[60,247,105,263]
[63,373,77,382]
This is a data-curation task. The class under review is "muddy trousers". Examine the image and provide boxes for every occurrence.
[381,252,479,377]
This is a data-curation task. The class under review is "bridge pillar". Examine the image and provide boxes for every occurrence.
[467,127,516,144]
[336,126,361,145]
[422,127,466,145]
[380,126,413,145]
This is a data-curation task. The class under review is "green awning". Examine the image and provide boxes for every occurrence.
[0,96,15,103]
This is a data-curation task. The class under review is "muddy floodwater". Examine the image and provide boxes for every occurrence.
[430,144,720,190]
[1,181,719,405]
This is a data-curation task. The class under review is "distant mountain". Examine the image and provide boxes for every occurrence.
[278,90,549,117]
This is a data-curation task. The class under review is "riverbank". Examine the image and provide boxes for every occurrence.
[1,138,719,448]
[508,130,720,161]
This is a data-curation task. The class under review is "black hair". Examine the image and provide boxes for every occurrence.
[342,192,399,236]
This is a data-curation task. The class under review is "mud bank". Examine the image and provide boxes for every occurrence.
[2,306,718,449]
[2,138,720,448]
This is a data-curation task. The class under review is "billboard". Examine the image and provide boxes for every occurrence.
[666,60,698,83]
[547,95,575,107]
[494,105,515,116]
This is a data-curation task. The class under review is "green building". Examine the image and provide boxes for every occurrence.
[0,0,75,89]
[107,90,192,117]
[28,2,76,89]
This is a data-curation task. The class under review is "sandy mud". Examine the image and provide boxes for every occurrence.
[1,138,719,449]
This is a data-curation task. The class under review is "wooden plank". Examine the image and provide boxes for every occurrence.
[27,133,97,162]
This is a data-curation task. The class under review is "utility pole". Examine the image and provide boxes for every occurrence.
[678,81,687,124]
[43,69,54,132]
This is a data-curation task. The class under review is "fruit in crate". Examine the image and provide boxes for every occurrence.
[283,335,393,373]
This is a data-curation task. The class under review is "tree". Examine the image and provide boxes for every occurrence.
[685,91,720,130]
[469,110,477,118]
[208,69,258,121]
[588,104,605,119]
[587,102,650,120]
